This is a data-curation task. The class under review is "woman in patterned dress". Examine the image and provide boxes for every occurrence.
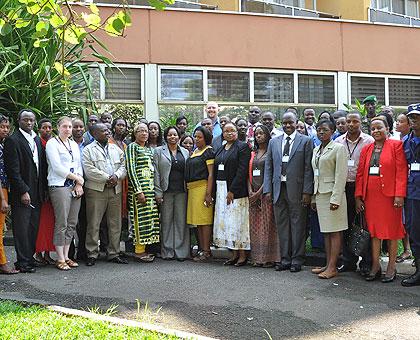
[126,123,160,262]
[248,125,280,267]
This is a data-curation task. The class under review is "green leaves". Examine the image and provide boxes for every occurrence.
[0,20,13,36]
[148,0,175,11]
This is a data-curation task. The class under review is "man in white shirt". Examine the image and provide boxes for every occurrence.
[303,108,317,138]
[335,111,374,275]
[83,123,127,266]
[262,111,282,138]
[4,110,47,273]
[247,106,262,147]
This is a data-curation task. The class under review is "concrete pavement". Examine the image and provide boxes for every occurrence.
[1,246,419,339]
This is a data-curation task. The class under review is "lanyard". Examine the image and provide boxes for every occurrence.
[345,137,361,160]
[57,137,73,162]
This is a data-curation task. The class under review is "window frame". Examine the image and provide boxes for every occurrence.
[157,65,337,107]
[100,63,145,103]
[348,72,420,108]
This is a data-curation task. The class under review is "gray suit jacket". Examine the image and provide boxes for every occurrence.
[263,133,314,204]
[153,144,189,197]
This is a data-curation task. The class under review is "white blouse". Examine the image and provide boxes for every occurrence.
[45,137,83,186]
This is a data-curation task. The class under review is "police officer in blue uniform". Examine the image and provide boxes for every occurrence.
[402,103,420,287]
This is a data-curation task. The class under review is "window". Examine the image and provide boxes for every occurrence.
[371,0,391,10]
[275,0,305,7]
[389,78,420,106]
[105,67,141,100]
[372,0,419,16]
[350,76,385,104]
[407,0,419,16]
[298,75,335,104]
[161,69,203,101]
[208,71,249,102]
[254,73,294,103]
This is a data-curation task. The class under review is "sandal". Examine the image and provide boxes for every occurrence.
[0,267,20,275]
[56,261,71,271]
[396,251,412,263]
[318,270,338,279]
[65,259,79,268]
[134,253,155,263]
[193,251,212,262]
[311,266,326,274]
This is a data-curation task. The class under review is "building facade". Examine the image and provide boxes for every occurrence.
[82,1,420,121]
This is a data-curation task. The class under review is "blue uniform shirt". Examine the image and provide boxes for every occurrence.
[404,132,420,200]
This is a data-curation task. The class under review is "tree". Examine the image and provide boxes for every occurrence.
[0,0,174,122]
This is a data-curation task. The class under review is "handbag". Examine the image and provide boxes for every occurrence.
[348,212,371,257]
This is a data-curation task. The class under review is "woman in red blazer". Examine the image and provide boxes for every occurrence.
[355,116,408,283]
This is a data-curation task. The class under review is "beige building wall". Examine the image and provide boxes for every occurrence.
[88,7,420,76]
[317,0,370,20]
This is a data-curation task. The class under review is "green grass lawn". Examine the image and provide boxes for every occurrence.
[0,300,178,340]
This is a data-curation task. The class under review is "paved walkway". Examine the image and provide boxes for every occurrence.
[1,246,419,339]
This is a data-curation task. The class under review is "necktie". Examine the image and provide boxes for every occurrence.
[281,136,291,176]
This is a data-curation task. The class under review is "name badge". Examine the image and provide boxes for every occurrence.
[282,156,289,163]
[347,159,355,167]
[218,164,224,171]
[281,175,287,181]
[314,169,319,176]
[369,166,379,175]
[252,169,261,177]
[411,163,420,171]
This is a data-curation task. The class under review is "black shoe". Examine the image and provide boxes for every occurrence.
[86,257,96,266]
[224,257,238,266]
[176,258,186,262]
[290,265,301,273]
[16,265,36,273]
[382,270,397,283]
[337,264,357,273]
[109,256,128,264]
[359,266,371,277]
[401,259,420,287]
[365,270,382,281]
[275,263,291,271]
[401,273,420,287]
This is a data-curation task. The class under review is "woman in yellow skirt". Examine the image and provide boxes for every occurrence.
[185,126,215,262]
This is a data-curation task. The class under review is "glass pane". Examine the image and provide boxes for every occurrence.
[350,76,385,104]
[298,75,335,104]
[389,78,420,106]
[105,67,141,100]
[254,73,294,103]
[378,0,391,10]
[392,0,404,13]
[161,69,203,101]
[72,67,100,101]
[208,71,249,102]
[407,0,419,16]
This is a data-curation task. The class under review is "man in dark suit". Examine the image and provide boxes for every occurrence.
[264,112,314,272]
[4,109,47,273]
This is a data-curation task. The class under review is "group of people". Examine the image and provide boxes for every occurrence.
[0,95,419,288]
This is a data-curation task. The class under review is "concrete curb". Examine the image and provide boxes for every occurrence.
[48,305,218,340]
[0,295,217,340]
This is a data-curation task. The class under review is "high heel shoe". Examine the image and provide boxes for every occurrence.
[223,257,238,266]
[234,258,248,267]
[365,269,382,281]
[382,270,397,283]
